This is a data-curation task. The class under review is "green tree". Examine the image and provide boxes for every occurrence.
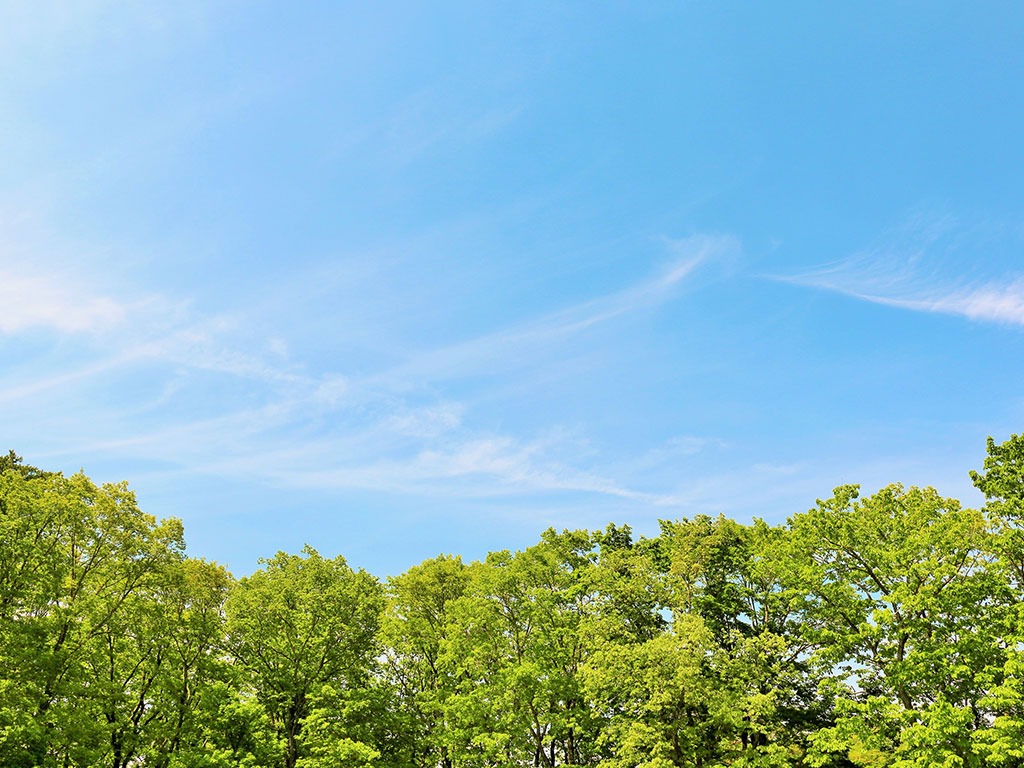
[970,434,1024,525]
[792,484,1004,768]
[0,450,49,480]
[584,612,725,768]
[970,434,1024,767]
[636,516,818,765]
[226,546,383,768]
[178,680,283,768]
[145,558,234,768]
[381,554,470,768]
[589,524,667,645]
[442,529,602,767]
[0,468,186,768]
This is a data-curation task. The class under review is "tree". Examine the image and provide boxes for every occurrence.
[970,434,1024,766]
[0,450,49,480]
[144,557,234,768]
[970,434,1024,523]
[584,613,727,768]
[442,529,603,767]
[0,469,186,767]
[381,554,470,768]
[225,546,383,768]
[647,516,819,765]
[792,484,1005,768]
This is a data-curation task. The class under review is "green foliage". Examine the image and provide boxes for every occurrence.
[226,546,383,768]
[381,554,469,768]
[0,467,192,768]
[440,529,603,767]
[971,433,1024,521]
[585,613,722,767]
[970,434,1024,767]
[3,437,1024,767]
[295,684,381,768]
[0,450,49,480]
[792,483,1009,768]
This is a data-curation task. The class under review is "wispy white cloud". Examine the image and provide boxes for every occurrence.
[125,321,308,386]
[0,215,172,338]
[0,267,128,334]
[8,231,735,518]
[186,429,685,508]
[0,355,131,404]
[40,374,686,508]
[376,233,738,385]
[856,281,1024,326]
[623,434,726,475]
[777,213,1024,327]
[40,399,654,506]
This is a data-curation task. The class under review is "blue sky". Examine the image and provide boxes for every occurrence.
[2,2,1023,576]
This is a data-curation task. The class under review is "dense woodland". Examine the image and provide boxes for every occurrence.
[1,436,1023,768]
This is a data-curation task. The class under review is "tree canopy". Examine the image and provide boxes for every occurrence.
[2,435,1023,767]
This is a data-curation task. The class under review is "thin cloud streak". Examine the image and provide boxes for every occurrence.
[48,404,685,510]
[859,280,1024,327]
[777,216,1024,328]
[0,355,134,404]
[188,431,687,507]
[374,233,737,386]
[784,268,1024,328]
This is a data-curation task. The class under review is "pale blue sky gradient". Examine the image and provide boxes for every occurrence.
[2,2,1023,575]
